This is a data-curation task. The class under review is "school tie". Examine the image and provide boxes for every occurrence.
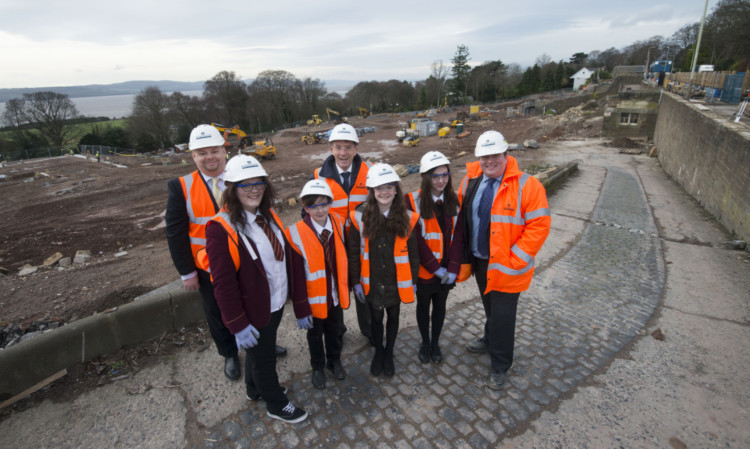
[255,215,284,261]
[319,229,332,267]
[477,178,498,258]
[341,172,351,191]
[434,199,443,207]
[211,178,221,203]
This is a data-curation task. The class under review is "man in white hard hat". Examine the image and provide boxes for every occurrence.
[165,124,286,382]
[456,130,551,390]
[312,123,373,344]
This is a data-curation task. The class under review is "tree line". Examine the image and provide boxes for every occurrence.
[2,0,746,153]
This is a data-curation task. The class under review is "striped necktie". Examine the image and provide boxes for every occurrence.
[319,229,331,267]
[255,215,284,261]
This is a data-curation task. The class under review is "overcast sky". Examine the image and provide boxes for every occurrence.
[1,0,719,89]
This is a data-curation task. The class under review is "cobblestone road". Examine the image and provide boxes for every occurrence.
[190,166,665,449]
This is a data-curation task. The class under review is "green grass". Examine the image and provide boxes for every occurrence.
[0,118,129,146]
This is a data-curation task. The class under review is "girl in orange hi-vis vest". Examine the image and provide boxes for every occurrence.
[405,151,465,366]
[285,180,350,391]
[348,163,420,378]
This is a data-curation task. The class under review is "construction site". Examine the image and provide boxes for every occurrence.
[1,76,748,416]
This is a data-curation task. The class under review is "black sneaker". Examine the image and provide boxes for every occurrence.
[246,386,287,401]
[267,402,308,423]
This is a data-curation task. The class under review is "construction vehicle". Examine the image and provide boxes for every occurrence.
[301,131,328,145]
[240,136,276,160]
[402,135,419,147]
[212,123,253,149]
[416,111,428,118]
[307,115,323,126]
[326,108,348,123]
[358,107,370,118]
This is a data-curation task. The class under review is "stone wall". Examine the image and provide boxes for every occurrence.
[602,91,661,140]
[654,93,750,241]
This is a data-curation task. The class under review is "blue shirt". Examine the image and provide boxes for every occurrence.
[471,174,502,259]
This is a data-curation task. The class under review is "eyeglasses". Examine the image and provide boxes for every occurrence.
[236,181,266,192]
[430,172,451,179]
[305,201,332,210]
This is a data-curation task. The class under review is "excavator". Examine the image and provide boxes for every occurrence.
[358,107,370,118]
[326,108,348,123]
[212,123,253,149]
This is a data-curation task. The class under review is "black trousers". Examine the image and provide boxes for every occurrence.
[307,305,344,370]
[416,281,448,347]
[473,258,520,373]
[245,308,288,413]
[198,270,238,358]
[370,302,400,353]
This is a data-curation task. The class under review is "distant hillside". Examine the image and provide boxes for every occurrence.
[0,79,358,103]
[0,80,205,103]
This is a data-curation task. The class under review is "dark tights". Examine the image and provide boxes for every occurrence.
[369,302,400,354]
[416,282,448,347]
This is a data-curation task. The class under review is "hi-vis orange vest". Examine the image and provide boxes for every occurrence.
[406,191,471,283]
[406,190,458,281]
[198,208,285,274]
[284,214,350,319]
[349,209,420,303]
[457,157,551,293]
[179,171,218,269]
[314,162,370,226]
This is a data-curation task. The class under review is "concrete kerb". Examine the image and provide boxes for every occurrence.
[0,284,204,402]
[0,162,579,403]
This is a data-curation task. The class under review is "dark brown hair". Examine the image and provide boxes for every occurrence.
[222,177,277,228]
[418,166,459,220]
[301,194,328,208]
[362,183,410,239]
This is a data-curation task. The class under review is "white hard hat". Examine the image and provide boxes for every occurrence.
[419,151,451,173]
[328,124,359,144]
[300,179,333,199]
[366,163,401,188]
[224,155,267,183]
[189,124,225,151]
[474,130,509,157]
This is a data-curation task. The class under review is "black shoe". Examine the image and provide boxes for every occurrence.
[418,344,430,364]
[311,369,326,389]
[246,386,287,401]
[370,351,383,376]
[224,356,241,381]
[488,370,508,390]
[267,402,308,424]
[466,338,488,354]
[383,352,395,378]
[275,345,288,357]
[431,345,443,364]
[326,360,346,380]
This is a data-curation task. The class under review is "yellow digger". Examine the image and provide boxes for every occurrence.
[306,115,323,126]
[358,107,370,118]
[301,131,328,145]
[326,108,348,123]
[240,136,276,160]
[212,123,253,150]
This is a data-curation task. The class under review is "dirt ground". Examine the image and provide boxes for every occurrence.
[0,99,604,414]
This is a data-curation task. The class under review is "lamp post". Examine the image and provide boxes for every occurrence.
[686,0,710,100]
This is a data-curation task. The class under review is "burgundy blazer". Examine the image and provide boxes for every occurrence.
[205,216,311,334]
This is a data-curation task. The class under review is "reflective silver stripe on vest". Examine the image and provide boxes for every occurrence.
[490,173,530,226]
[424,232,442,241]
[394,255,409,264]
[397,280,412,289]
[287,225,326,282]
[524,208,550,221]
[511,243,533,263]
[331,199,348,208]
[488,259,535,276]
[349,194,367,203]
[410,191,421,214]
[190,237,206,246]
[432,251,441,259]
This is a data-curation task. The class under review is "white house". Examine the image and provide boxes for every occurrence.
[572,67,594,91]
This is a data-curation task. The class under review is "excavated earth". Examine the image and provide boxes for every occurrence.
[0,100,603,413]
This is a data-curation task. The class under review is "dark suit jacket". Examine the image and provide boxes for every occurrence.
[165,172,219,276]
[205,217,311,332]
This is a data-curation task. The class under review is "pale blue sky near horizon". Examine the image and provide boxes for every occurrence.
[1,0,719,89]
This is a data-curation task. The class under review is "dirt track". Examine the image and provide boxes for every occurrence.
[0,104,601,333]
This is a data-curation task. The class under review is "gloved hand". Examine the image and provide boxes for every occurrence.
[441,272,457,285]
[433,267,447,280]
[353,284,366,304]
[235,324,260,350]
[297,315,313,330]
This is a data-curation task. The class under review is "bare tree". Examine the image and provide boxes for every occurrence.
[429,60,449,106]
[128,87,171,151]
[2,92,79,146]
[203,71,249,128]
